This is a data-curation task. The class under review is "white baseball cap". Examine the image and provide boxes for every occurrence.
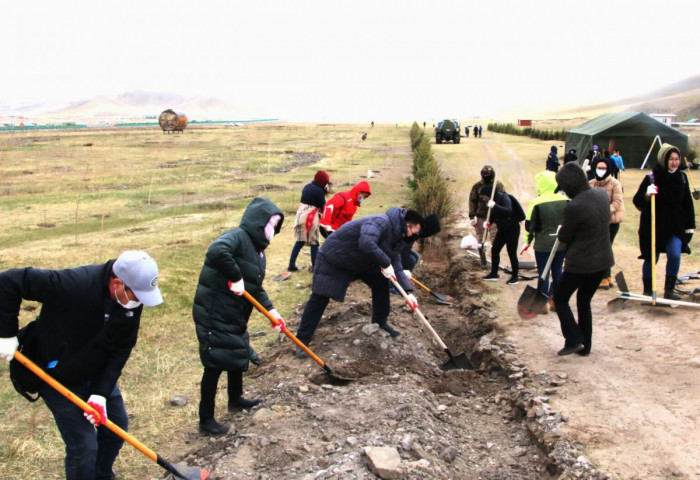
[113,250,163,307]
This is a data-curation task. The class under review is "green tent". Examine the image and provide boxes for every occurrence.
[565,112,689,169]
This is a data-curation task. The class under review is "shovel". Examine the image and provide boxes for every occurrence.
[389,276,473,370]
[607,271,700,310]
[242,291,352,383]
[517,238,560,320]
[479,173,498,268]
[12,351,209,480]
[410,277,454,305]
[683,157,700,200]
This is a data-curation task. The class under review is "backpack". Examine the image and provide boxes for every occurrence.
[508,194,526,222]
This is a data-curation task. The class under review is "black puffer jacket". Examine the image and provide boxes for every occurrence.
[193,198,283,372]
[311,207,412,301]
[555,162,614,274]
[0,260,140,397]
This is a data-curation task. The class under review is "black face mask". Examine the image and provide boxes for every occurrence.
[482,175,494,184]
[406,233,420,242]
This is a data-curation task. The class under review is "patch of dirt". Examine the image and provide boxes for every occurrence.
[165,246,610,480]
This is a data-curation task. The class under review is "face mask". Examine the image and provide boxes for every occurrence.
[595,169,607,179]
[115,285,141,309]
[359,197,364,204]
[264,214,281,240]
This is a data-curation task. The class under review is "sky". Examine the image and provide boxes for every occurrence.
[1,0,699,122]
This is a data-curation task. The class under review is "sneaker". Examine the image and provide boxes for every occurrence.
[199,418,230,436]
[506,276,519,285]
[294,346,309,359]
[377,322,401,337]
[228,397,262,412]
[482,272,499,282]
[557,343,584,356]
[287,265,299,272]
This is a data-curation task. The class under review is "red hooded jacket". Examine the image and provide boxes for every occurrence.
[319,181,371,231]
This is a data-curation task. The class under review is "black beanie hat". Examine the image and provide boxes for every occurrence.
[420,214,441,238]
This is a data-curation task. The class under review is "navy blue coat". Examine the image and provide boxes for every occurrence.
[311,207,412,301]
[299,181,327,210]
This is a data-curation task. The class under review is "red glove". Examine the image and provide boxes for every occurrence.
[268,309,286,333]
[405,293,419,311]
[483,221,490,230]
[519,243,530,255]
[84,395,107,426]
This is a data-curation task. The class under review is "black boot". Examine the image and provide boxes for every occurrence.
[199,418,230,436]
[664,276,681,300]
[376,322,400,337]
[642,277,652,297]
[228,397,262,412]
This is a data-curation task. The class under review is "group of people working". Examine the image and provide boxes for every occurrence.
[0,142,694,478]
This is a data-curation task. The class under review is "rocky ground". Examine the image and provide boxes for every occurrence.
[164,243,611,480]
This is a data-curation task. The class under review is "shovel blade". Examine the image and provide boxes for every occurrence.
[430,291,453,305]
[615,272,629,294]
[478,245,487,269]
[606,297,628,313]
[441,350,473,370]
[517,285,548,319]
[161,460,210,480]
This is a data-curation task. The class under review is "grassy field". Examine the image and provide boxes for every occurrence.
[1,122,698,479]
[0,123,415,479]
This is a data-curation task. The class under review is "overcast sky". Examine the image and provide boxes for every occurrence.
[2,0,698,121]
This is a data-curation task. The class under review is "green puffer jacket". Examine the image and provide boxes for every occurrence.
[193,198,284,371]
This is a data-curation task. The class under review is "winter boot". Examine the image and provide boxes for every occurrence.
[642,277,652,297]
[228,397,262,412]
[664,276,681,300]
[199,418,230,436]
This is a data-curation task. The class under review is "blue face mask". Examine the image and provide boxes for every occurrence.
[359,197,364,204]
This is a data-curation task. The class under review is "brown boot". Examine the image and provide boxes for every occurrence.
[539,304,549,315]
[598,277,610,290]
[548,297,555,312]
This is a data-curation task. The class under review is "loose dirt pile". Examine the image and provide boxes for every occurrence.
[165,244,610,480]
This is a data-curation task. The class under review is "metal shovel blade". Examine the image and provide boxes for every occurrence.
[606,297,628,313]
[517,284,548,319]
[163,461,210,480]
[441,349,473,370]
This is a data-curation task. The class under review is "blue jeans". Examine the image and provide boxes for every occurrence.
[534,249,565,296]
[296,272,391,345]
[288,241,319,269]
[41,382,128,480]
[642,235,682,278]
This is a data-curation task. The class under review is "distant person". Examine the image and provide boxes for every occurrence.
[287,171,331,272]
[563,148,578,164]
[602,150,619,179]
[610,149,625,178]
[632,143,695,299]
[589,158,625,290]
[546,146,560,172]
[371,121,374,128]
[465,126,470,138]
[480,185,523,285]
[468,165,505,243]
[295,208,424,350]
[478,125,483,138]
[523,171,568,313]
[361,133,367,141]
[319,181,371,237]
[473,125,478,138]
[553,163,614,357]
[0,250,163,479]
[193,198,285,436]
[423,122,426,129]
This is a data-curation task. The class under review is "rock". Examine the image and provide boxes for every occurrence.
[168,394,188,407]
[364,446,404,479]
[441,446,459,463]
[346,436,358,447]
[362,323,381,336]
[400,434,414,451]
[688,357,700,368]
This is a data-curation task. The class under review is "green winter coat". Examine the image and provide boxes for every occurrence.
[525,171,568,252]
[193,198,284,371]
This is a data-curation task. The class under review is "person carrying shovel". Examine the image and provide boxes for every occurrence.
[0,251,163,480]
[632,143,695,300]
[553,162,614,357]
[192,198,285,436]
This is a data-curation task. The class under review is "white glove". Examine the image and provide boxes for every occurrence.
[685,229,695,234]
[319,224,333,233]
[405,293,419,311]
[519,243,530,255]
[0,336,19,362]
[487,200,495,209]
[268,309,286,333]
[646,184,658,196]
[483,221,490,230]
[402,269,412,280]
[380,265,395,279]
[84,394,107,426]
[583,164,591,173]
[469,217,477,226]
[228,279,244,295]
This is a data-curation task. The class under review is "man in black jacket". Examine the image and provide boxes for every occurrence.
[0,251,163,480]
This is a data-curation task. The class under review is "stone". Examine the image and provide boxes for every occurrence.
[168,394,188,407]
[362,323,381,336]
[364,446,404,479]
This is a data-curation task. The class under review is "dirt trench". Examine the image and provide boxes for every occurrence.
[167,241,610,480]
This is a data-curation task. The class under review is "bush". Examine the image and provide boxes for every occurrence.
[408,131,455,223]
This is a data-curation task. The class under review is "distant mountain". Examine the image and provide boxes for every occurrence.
[0,91,261,123]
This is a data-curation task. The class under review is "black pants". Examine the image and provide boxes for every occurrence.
[490,223,519,277]
[296,272,391,345]
[554,270,605,354]
[198,367,243,421]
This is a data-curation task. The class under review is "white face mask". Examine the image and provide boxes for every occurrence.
[115,285,141,309]
[264,214,281,240]
[596,169,607,178]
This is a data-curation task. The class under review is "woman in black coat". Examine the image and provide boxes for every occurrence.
[193,198,284,435]
[480,185,521,285]
[632,143,695,299]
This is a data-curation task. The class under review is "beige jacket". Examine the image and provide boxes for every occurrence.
[589,176,625,224]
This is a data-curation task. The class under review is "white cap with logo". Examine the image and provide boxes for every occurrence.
[113,250,163,307]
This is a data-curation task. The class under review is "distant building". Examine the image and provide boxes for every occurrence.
[518,119,532,127]
[649,113,676,125]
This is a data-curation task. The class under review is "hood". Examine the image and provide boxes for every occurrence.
[592,157,612,180]
[550,146,558,154]
[350,181,371,203]
[239,197,284,251]
[535,170,558,195]
[657,143,681,169]
[555,162,590,199]
[420,213,441,238]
